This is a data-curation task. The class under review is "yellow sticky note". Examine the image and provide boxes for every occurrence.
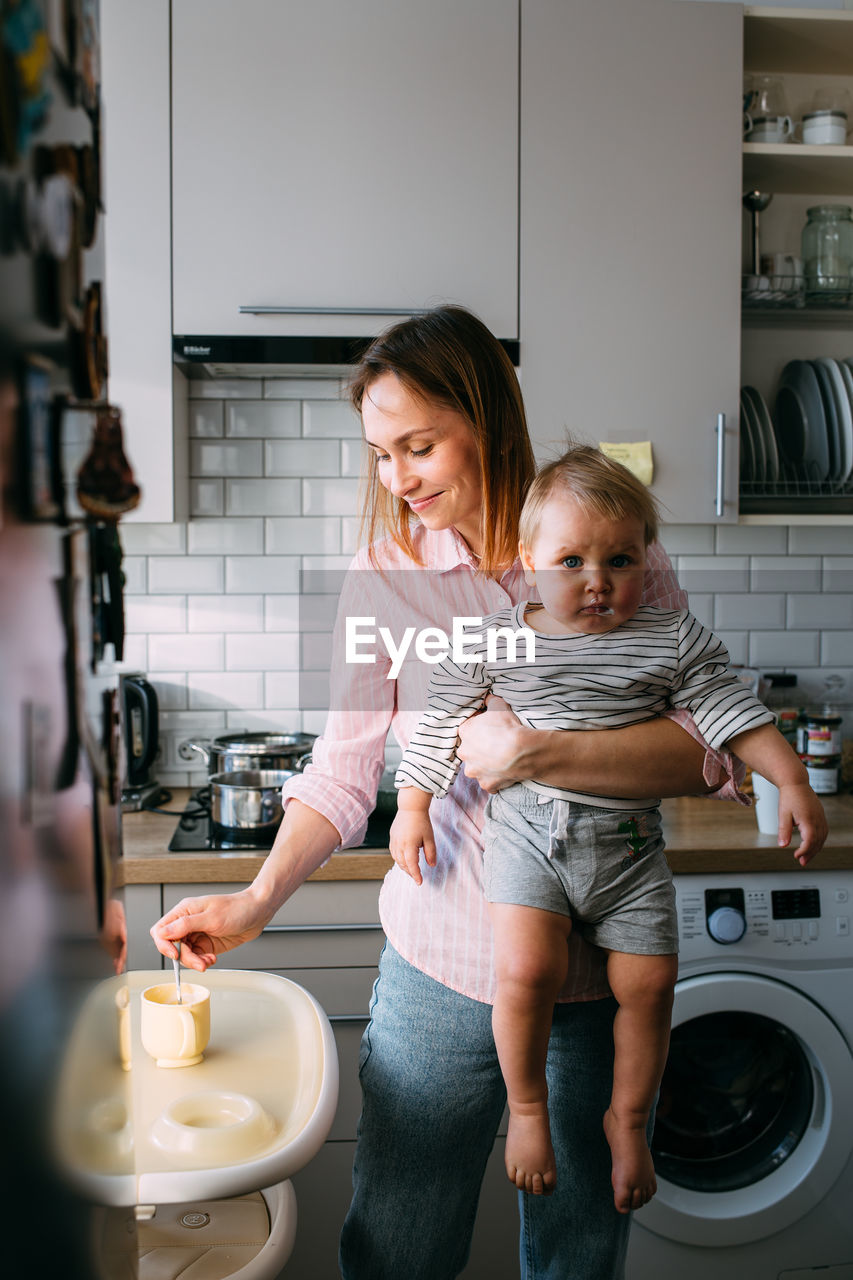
[598,441,654,486]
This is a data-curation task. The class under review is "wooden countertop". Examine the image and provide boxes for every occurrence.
[118,789,853,887]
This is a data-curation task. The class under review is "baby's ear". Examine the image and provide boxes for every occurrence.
[518,542,536,586]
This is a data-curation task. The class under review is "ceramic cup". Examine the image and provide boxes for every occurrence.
[752,772,780,835]
[760,252,803,293]
[800,111,847,146]
[746,115,793,144]
[141,982,211,1068]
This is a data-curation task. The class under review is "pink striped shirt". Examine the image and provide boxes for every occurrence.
[283,525,744,1004]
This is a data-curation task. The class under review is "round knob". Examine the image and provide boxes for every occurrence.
[707,906,747,944]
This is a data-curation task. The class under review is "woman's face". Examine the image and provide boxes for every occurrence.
[361,372,484,553]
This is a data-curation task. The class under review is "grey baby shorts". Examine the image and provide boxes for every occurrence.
[482,782,678,955]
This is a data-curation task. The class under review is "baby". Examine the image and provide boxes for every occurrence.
[391,445,827,1211]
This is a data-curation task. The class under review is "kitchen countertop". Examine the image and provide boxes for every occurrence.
[118,789,853,886]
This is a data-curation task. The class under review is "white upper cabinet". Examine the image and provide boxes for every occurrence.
[519,0,743,524]
[171,0,519,340]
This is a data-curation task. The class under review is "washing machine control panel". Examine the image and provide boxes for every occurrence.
[675,872,853,962]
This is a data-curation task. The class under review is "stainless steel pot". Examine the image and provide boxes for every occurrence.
[181,731,315,776]
[209,769,296,841]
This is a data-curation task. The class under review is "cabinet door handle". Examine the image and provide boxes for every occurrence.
[715,413,726,518]
[328,1014,370,1025]
[238,305,428,316]
[261,922,383,934]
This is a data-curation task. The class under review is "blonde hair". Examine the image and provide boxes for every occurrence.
[348,306,535,574]
[519,445,660,549]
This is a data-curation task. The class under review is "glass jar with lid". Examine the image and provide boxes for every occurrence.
[801,205,853,299]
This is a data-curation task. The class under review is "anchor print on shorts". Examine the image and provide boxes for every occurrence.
[618,816,649,871]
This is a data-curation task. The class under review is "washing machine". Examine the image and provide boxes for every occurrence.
[627,869,853,1280]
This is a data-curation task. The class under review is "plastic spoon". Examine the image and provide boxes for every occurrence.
[173,942,182,1004]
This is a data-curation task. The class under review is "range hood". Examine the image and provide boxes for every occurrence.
[173,333,520,379]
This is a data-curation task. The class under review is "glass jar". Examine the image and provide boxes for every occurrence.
[801,205,853,298]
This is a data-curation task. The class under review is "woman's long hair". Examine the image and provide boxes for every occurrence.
[348,306,535,575]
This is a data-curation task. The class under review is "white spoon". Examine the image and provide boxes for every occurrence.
[172,942,182,1004]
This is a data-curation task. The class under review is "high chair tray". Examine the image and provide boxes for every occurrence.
[54,969,339,1206]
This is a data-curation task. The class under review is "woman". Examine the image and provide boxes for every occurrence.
[151,305,740,1280]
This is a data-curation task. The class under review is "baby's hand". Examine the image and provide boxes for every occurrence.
[777,782,828,865]
[389,810,437,885]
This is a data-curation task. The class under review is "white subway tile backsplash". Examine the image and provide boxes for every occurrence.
[822,631,853,666]
[189,400,225,438]
[341,517,362,555]
[749,630,820,667]
[188,594,264,633]
[302,399,362,437]
[148,675,188,711]
[225,633,300,671]
[787,593,853,630]
[684,593,714,628]
[340,439,368,478]
[187,518,264,555]
[191,478,224,517]
[788,527,850,555]
[125,595,188,634]
[301,631,334,670]
[149,634,224,671]
[120,523,186,555]
[302,477,361,516]
[264,378,341,400]
[297,594,338,630]
[677,556,750,593]
[122,556,147,594]
[714,593,786,631]
[823,556,853,593]
[657,525,715,556]
[750,556,820,593]
[264,595,301,631]
[227,705,303,729]
[191,440,263,477]
[225,555,300,594]
[187,671,264,710]
[226,400,300,438]
[115,636,148,671]
[715,525,787,555]
[148,556,224,594]
[263,673,303,709]
[265,439,340,476]
[266,517,340,555]
[225,477,301,517]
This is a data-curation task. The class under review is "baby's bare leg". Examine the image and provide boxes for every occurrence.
[489,902,572,1196]
[604,951,678,1214]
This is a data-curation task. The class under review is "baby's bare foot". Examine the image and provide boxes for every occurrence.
[505,1103,557,1196]
[603,1107,657,1214]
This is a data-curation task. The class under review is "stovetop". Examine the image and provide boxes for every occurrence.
[166,788,392,853]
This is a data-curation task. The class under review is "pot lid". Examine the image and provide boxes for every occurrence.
[212,731,316,753]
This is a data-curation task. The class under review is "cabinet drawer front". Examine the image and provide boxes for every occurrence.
[269,966,378,1020]
[163,881,381,927]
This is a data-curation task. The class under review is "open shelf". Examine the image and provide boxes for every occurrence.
[744,7,853,76]
[743,143,853,196]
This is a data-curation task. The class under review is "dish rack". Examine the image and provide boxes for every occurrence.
[742,276,853,311]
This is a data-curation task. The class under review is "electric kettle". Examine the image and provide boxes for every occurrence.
[120,673,161,810]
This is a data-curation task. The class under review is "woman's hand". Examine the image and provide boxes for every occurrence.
[149,888,272,972]
[389,810,436,885]
[777,783,828,866]
[457,695,529,792]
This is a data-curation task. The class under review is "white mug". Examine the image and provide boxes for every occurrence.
[746,114,793,144]
[141,982,211,1068]
[759,252,803,293]
[752,772,780,835]
[799,111,847,146]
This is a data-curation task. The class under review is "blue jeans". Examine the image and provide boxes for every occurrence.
[339,943,631,1279]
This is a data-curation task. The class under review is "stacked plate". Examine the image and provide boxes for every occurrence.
[740,358,853,493]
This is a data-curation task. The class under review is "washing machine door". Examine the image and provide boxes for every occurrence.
[639,972,853,1247]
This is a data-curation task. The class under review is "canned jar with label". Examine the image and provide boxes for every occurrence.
[796,710,843,757]
[799,754,841,795]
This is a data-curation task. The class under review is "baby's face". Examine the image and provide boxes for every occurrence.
[519,494,647,635]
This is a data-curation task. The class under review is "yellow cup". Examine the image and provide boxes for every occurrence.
[140,983,211,1068]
